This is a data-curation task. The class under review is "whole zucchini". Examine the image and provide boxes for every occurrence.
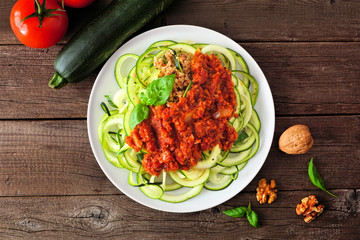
[49,0,174,89]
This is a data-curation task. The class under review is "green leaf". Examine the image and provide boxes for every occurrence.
[140,74,175,106]
[129,103,149,129]
[246,210,260,228]
[222,207,247,218]
[223,202,261,228]
[246,202,252,215]
[140,91,156,105]
[308,158,337,197]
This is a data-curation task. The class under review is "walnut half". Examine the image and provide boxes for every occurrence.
[296,195,324,223]
[256,178,277,204]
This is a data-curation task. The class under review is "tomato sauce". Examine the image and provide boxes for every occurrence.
[125,50,238,176]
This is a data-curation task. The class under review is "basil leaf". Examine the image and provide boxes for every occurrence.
[223,203,261,228]
[129,103,149,129]
[246,210,260,228]
[222,206,247,218]
[140,74,175,106]
[308,158,337,197]
[140,91,156,105]
[246,202,252,215]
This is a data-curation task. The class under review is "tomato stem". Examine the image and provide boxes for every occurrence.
[35,0,42,15]
[20,0,66,28]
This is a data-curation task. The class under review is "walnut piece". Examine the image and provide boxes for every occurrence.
[279,124,314,154]
[256,178,277,204]
[296,195,324,223]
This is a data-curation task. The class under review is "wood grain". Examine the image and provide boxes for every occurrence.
[2,0,360,44]
[2,0,360,238]
[165,0,360,42]
[0,116,358,196]
[0,189,358,239]
[1,43,359,119]
[244,42,360,116]
[0,45,94,119]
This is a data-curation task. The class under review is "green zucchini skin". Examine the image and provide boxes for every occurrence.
[49,0,174,89]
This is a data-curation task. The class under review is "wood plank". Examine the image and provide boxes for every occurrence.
[0,115,358,196]
[1,42,359,119]
[0,189,358,239]
[244,42,360,116]
[2,0,360,44]
[0,45,94,119]
[165,0,360,42]
[0,119,115,196]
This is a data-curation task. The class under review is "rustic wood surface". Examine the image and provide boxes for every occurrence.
[0,0,359,239]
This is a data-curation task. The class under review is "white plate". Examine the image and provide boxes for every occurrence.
[87,25,275,213]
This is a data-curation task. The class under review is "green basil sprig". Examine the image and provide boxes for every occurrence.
[223,202,260,228]
[140,74,175,106]
[129,74,175,129]
[308,157,337,197]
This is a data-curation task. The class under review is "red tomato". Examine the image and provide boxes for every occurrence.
[10,0,68,48]
[60,0,95,8]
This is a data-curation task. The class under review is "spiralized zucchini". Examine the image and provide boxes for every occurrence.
[98,41,261,202]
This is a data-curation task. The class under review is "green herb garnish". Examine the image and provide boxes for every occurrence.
[246,210,260,228]
[223,202,260,228]
[140,74,175,106]
[129,103,149,129]
[130,74,175,129]
[222,206,247,218]
[308,158,337,197]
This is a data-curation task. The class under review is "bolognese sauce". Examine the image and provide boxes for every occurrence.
[125,49,238,176]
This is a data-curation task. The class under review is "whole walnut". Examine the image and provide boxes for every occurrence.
[279,124,314,154]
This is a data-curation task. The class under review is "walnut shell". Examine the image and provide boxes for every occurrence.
[278,124,314,154]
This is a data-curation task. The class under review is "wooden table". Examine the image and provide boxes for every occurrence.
[1,0,359,239]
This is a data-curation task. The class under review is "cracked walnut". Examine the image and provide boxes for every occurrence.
[296,195,324,223]
[256,178,277,204]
